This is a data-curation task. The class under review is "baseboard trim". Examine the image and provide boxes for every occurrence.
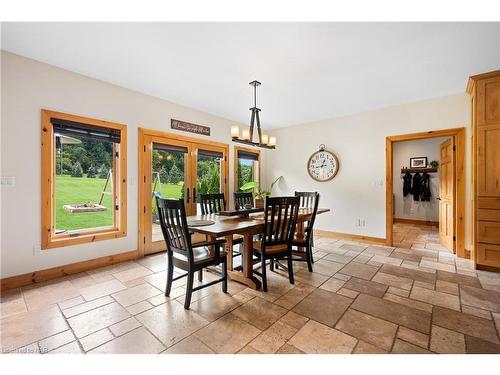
[315,229,387,245]
[394,218,439,226]
[0,249,140,291]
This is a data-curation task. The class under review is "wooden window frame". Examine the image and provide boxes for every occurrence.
[234,146,261,193]
[41,110,127,250]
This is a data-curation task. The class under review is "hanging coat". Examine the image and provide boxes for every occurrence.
[412,173,422,201]
[420,172,431,201]
[403,172,412,197]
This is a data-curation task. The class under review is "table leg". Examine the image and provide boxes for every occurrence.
[296,221,305,252]
[224,235,234,271]
[227,232,261,290]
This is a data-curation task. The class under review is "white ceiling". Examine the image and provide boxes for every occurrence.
[2,22,499,128]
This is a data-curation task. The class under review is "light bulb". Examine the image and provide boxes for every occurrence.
[231,125,240,138]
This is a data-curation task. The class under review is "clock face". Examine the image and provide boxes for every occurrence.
[307,150,339,181]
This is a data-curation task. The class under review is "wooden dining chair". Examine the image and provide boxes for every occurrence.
[291,191,320,272]
[200,193,226,214]
[252,196,300,292]
[234,192,254,208]
[155,196,228,309]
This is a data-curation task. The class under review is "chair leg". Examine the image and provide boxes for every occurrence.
[306,244,313,272]
[165,257,174,297]
[198,270,203,282]
[270,258,275,271]
[261,254,268,292]
[222,260,228,293]
[287,254,295,285]
[184,271,194,309]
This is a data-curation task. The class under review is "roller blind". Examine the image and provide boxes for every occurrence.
[153,143,188,153]
[51,118,121,143]
[198,149,223,159]
[237,150,259,161]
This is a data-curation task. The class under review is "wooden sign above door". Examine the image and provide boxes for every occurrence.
[171,119,210,136]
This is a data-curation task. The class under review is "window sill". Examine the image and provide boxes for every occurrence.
[42,228,126,250]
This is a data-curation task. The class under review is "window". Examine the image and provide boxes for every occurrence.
[234,146,260,192]
[41,110,127,249]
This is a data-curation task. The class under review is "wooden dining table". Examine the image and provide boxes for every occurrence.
[187,207,330,290]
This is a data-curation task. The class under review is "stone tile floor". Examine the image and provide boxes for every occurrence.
[2,223,500,354]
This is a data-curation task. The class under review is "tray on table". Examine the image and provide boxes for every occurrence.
[215,208,264,217]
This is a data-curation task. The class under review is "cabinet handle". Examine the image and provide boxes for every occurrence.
[186,187,190,203]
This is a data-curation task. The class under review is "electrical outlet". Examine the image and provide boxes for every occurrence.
[33,243,42,256]
[1,176,15,187]
[362,219,366,227]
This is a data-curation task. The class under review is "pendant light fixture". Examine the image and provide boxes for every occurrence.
[231,80,276,149]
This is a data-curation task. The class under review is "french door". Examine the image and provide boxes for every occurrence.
[139,129,229,255]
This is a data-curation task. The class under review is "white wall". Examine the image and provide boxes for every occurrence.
[393,137,449,222]
[262,93,471,245]
[0,51,244,278]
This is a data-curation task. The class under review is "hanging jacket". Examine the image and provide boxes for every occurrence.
[420,172,431,201]
[411,173,422,201]
[403,172,412,197]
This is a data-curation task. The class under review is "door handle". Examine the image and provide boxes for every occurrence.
[193,187,196,202]
[186,187,190,203]
[436,197,441,200]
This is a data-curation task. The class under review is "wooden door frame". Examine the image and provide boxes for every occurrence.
[138,128,229,257]
[386,127,467,258]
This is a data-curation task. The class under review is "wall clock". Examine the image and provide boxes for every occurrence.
[307,144,339,182]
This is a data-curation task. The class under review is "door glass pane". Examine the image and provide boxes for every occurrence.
[151,144,186,242]
[196,150,222,214]
[54,132,115,233]
[238,157,259,191]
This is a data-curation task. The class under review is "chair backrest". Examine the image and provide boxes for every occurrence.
[234,192,253,208]
[262,196,300,248]
[295,191,320,243]
[200,193,226,214]
[155,197,193,263]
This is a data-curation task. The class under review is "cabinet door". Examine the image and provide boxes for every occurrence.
[476,76,500,126]
[477,124,500,197]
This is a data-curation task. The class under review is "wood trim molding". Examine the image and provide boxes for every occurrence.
[41,109,127,250]
[386,127,467,258]
[394,218,439,226]
[466,69,500,93]
[0,250,139,291]
[233,145,260,193]
[138,127,229,149]
[314,229,387,245]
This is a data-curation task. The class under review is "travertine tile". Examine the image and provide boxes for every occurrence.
[231,297,287,331]
[288,320,357,354]
[397,326,429,349]
[274,283,315,309]
[410,286,460,311]
[380,264,436,284]
[195,314,261,353]
[362,245,394,257]
[79,328,114,352]
[319,277,346,293]
[435,280,459,295]
[109,317,142,336]
[353,340,387,354]
[22,281,80,311]
[248,320,297,353]
[372,272,413,290]
[430,325,465,354]
[38,330,75,353]
[79,279,127,301]
[0,305,68,350]
[126,300,154,315]
[137,300,209,348]
[58,296,85,310]
[62,296,114,318]
[343,277,388,297]
[0,289,27,318]
[49,341,83,354]
[340,244,367,253]
[465,335,500,354]
[460,285,500,313]
[351,294,431,334]
[437,270,482,288]
[113,265,153,283]
[89,327,165,354]
[339,262,379,280]
[293,270,330,287]
[67,302,130,338]
[433,306,500,344]
[279,311,309,330]
[391,339,431,354]
[383,293,433,313]
[293,289,352,327]
[311,259,345,276]
[189,290,251,321]
[461,305,493,320]
[370,255,403,266]
[323,253,354,264]
[164,336,215,354]
[112,283,162,307]
[336,309,397,350]
[387,286,410,297]
[275,343,305,354]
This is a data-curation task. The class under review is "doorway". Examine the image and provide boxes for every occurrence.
[386,127,467,258]
[138,128,229,255]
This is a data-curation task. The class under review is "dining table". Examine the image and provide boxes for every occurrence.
[187,207,330,290]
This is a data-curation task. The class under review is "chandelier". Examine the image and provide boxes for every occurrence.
[231,80,276,149]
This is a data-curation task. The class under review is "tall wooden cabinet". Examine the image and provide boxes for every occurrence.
[467,70,500,269]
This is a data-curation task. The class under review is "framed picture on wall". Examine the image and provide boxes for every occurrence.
[410,157,428,168]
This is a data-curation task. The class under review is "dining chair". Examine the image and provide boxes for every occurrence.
[252,196,300,292]
[292,191,320,272]
[200,193,226,214]
[234,192,254,209]
[199,192,243,262]
[155,196,228,309]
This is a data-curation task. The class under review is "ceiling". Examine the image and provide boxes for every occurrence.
[2,22,499,128]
